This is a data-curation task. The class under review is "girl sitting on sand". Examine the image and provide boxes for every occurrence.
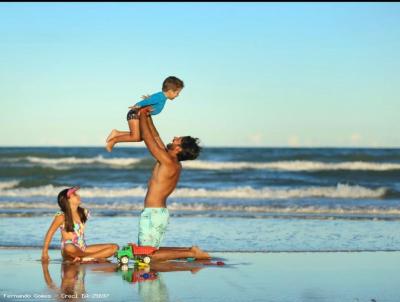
[41,186,119,263]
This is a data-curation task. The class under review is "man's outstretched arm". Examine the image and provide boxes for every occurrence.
[139,107,173,164]
[147,115,167,150]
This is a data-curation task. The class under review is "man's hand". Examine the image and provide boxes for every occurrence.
[139,106,153,116]
[128,105,141,110]
[141,94,151,99]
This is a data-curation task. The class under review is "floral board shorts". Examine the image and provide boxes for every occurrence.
[138,208,169,248]
[127,108,139,121]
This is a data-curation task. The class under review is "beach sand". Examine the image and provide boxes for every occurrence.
[0,249,399,302]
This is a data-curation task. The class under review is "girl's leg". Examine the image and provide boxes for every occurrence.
[62,244,86,261]
[82,243,119,259]
[63,243,119,262]
[106,119,141,152]
[84,244,119,254]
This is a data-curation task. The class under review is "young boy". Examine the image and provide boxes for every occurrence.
[105,76,184,152]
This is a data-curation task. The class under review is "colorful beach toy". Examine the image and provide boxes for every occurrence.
[115,243,157,265]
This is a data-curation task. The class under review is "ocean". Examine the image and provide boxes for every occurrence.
[1,147,399,252]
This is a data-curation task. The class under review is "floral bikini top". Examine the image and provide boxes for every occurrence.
[55,209,90,251]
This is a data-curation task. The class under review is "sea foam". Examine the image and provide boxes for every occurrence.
[0,183,386,199]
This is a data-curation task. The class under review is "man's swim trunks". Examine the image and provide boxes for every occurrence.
[138,208,169,248]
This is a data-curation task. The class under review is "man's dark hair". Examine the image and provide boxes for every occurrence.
[177,136,201,161]
[162,76,184,92]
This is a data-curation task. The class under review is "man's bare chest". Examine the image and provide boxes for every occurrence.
[150,163,180,182]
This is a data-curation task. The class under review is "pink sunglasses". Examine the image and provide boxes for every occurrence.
[66,186,80,198]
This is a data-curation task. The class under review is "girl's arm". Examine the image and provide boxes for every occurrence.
[41,262,58,290]
[41,215,64,262]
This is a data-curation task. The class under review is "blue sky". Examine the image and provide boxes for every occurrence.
[1,3,399,147]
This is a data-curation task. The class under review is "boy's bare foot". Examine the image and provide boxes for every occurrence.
[106,129,118,143]
[191,246,211,260]
[105,141,114,152]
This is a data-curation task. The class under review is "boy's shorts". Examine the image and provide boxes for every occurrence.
[138,208,169,248]
[127,109,139,121]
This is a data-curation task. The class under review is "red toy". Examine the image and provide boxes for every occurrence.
[130,243,158,256]
[132,271,158,283]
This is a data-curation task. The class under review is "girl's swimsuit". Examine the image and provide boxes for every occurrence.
[60,264,86,297]
[55,210,89,251]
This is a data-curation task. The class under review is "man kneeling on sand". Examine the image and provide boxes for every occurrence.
[137,106,210,262]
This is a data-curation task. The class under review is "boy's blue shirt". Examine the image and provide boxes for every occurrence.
[134,91,167,116]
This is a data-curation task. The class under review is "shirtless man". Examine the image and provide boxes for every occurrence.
[137,106,210,262]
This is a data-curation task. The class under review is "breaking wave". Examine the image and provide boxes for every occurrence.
[0,201,398,217]
[25,156,141,168]
[0,180,20,190]
[182,160,400,171]
[0,183,387,199]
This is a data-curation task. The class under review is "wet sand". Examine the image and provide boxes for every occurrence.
[0,248,399,302]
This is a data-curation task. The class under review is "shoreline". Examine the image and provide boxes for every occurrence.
[0,249,399,302]
[1,246,400,253]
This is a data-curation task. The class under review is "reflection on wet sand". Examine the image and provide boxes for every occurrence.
[41,261,118,301]
[118,261,206,302]
[42,262,86,301]
[41,259,221,302]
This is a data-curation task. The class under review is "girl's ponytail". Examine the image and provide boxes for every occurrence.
[57,189,75,232]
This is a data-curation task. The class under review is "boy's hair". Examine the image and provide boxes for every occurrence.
[162,76,184,92]
[177,136,201,161]
[57,188,88,232]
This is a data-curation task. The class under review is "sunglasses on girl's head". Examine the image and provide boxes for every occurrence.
[66,187,80,198]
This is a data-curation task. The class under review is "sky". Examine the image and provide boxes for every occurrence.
[0,2,399,147]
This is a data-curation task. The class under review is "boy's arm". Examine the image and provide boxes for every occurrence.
[129,94,150,110]
[41,215,64,262]
[139,108,173,164]
[134,94,158,108]
[148,115,167,150]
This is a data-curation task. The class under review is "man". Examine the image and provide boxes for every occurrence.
[137,106,210,261]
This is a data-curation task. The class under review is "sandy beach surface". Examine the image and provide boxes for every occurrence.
[0,249,399,302]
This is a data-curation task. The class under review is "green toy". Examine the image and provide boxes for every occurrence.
[115,243,157,266]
